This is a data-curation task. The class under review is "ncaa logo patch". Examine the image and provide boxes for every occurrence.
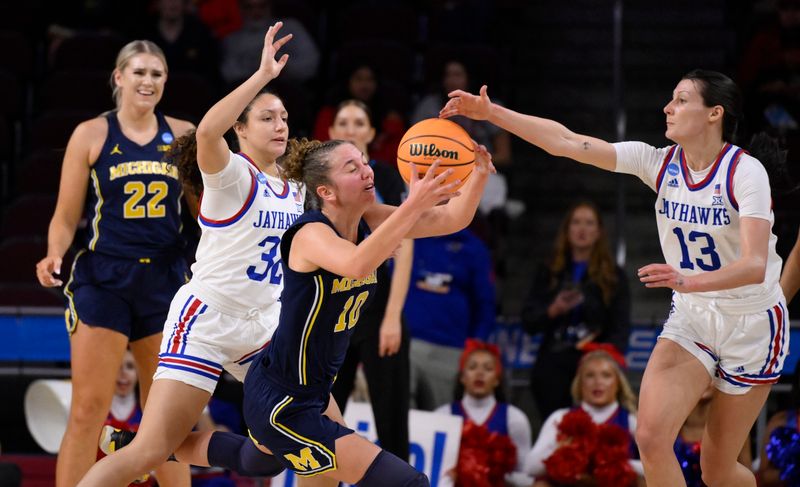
[161,132,174,144]
[667,164,679,176]
[256,173,268,184]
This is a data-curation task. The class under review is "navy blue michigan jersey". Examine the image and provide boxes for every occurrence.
[259,210,377,395]
[84,111,184,257]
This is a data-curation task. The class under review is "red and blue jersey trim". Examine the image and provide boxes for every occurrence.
[761,303,788,375]
[655,145,677,192]
[694,341,719,362]
[198,169,258,228]
[235,341,270,366]
[680,143,731,191]
[725,148,746,212]
[166,295,208,355]
[158,353,223,381]
[238,152,290,199]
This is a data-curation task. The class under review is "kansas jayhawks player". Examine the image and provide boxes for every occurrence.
[441,71,788,487]
[35,40,193,487]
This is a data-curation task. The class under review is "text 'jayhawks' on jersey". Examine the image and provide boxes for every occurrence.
[85,111,183,257]
[259,210,378,395]
[615,141,782,309]
[190,151,305,316]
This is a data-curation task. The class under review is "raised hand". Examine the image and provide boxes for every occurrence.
[259,22,293,80]
[472,141,496,176]
[406,159,461,210]
[439,85,493,120]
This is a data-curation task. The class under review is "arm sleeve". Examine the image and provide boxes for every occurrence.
[523,409,566,476]
[613,141,672,192]
[732,156,772,221]
[507,405,533,472]
[199,151,255,221]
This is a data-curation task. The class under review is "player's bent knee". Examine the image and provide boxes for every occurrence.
[356,450,429,487]
[208,431,284,477]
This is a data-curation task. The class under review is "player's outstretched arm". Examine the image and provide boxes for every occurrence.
[291,162,459,279]
[195,22,291,174]
[440,85,617,171]
[364,142,495,239]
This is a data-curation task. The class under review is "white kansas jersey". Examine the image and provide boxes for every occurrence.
[190,151,305,317]
[614,142,782,311]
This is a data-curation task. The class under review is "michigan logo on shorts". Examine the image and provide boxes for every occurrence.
[284,447,322,472]
[270,396,337,476]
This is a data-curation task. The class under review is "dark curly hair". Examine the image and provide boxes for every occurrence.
[164,129,202,198]
[282,137,349,210]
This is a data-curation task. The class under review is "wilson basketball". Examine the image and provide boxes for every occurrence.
[397,118,475,190]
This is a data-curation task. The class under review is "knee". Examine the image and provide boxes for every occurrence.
[238,442,285,477]
[699,454,739,487]
[68,394,112,426]
[634,420,673,459]
[124,439,175,471]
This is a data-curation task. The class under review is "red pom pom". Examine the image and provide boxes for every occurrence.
[544,444,590,484]
[594,459,637,487]
[557,409,597,443]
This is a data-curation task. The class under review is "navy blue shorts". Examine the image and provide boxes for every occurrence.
[64,250,188,340]
[243,364,354,477]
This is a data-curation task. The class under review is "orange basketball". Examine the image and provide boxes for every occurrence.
[397,118,474,190]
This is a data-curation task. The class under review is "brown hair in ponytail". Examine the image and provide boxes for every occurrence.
[164,129,202,198]
[283,138,348,210]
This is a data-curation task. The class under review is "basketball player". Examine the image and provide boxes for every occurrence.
[35,40,193,487]
[441,71,789,487]
[236,135,494,486]
[97,132,493,485]
[75,23,335,487]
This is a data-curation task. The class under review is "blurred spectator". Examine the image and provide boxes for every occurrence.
[521,201,630,421]
[524,349,643,486]
[98,350,154,486]
[404,227,496,410]
[328,100,412,460]
[435,339,532,487]
[141,0,221,88]
[313,64,408,164]
[675,384,752,487]
[193,0,242,39]
[220,0,319,86]
[739,0,800,134]
[757,371,800,487]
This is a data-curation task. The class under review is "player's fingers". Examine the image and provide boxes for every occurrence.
[409,161,420,182]
[447,90,470,99]
[425,159,442,180]
[273,33,292,51]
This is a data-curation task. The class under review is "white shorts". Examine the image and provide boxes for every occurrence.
[660,293,790,395]
[153,284,280,393]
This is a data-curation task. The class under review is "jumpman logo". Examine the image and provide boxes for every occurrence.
[110,143,123,155]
